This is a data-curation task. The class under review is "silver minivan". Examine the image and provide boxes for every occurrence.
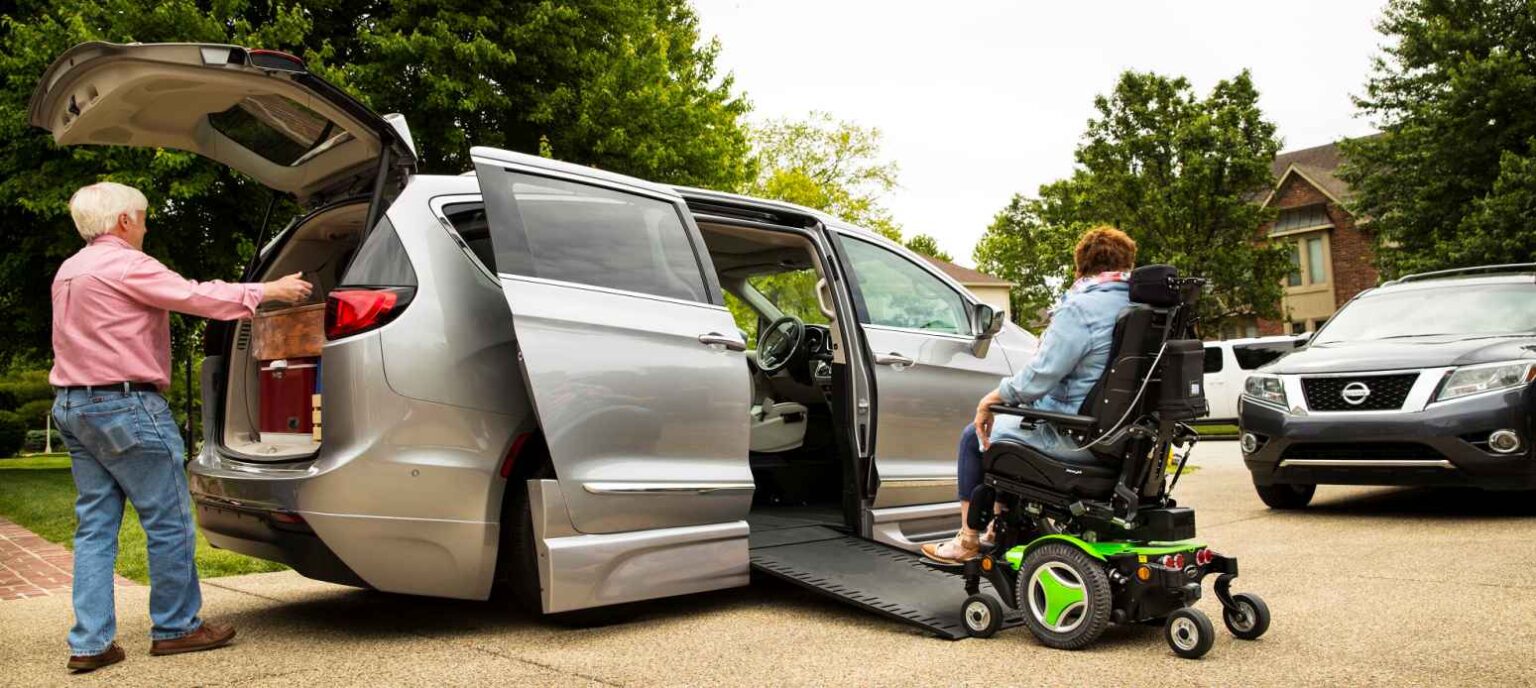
[30,42,1039,617]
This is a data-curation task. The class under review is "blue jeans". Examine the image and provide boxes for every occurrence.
[53,389,202,655]
[957,423,985,501]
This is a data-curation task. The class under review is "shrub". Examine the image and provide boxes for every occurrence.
[24,429,63,453]
[15,398,53,428]
[0,411,25,458]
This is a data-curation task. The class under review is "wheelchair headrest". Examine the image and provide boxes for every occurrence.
[1129,264,1180,307]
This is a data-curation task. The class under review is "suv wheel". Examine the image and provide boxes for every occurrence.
[1253,481,1315,509]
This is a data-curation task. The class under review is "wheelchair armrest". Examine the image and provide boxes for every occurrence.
[988,404,1096,430]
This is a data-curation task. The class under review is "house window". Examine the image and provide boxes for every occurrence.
[1290,321,1307,335]
[1307,238,1326,284]
[1273,204,1331,234]
[1284,234,1329,288]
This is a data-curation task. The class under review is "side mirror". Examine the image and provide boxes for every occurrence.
[971,303,1005,357]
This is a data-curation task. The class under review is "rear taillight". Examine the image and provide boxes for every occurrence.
[499,433,531,479]
[1195,548,1214,566]
[1160,553,1187,569]
[247,49,307,72]
[325,288,414,340]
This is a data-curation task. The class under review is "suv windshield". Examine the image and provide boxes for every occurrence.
[1313,282,1536,346]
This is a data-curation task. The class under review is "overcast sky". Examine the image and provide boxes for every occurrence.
[692,0,1389,266]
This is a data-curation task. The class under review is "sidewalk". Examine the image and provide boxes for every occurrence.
[0,517,135,600]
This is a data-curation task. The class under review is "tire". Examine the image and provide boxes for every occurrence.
[1254,481,1315,510]
[1016,543,1112,650]
[1222,592,1271,640]
[1164,607,1215,659]
[961,594,1004,639]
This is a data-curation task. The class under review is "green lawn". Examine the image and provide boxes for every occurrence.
[0,455,288,582]
[1191,423,1239,437]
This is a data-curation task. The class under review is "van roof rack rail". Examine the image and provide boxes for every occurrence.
[1387,263,1536,285]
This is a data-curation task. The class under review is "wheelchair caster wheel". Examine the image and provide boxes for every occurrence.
[1223,592,1270,640]
[1164,608,1214,659]
[961,594,1003,638]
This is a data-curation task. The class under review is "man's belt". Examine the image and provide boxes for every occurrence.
[56,382,159,394]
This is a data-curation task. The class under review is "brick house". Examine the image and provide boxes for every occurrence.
[1217,140,1379,339]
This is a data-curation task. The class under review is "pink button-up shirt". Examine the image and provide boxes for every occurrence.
[50,235,263,391]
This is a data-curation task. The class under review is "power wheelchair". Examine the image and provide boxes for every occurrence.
[950,265,1270,659]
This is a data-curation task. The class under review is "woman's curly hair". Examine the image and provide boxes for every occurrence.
[1074,226,1137,276]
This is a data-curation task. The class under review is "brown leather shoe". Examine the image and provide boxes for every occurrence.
[67,643,125,672]
[149,621,236,656]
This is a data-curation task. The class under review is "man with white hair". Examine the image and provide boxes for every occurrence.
[50,181,311,672]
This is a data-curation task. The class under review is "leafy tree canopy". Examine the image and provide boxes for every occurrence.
[746,111,903,240]
[975,70,1287,328]
[902,234,952,262]
[1340,0,1536,277]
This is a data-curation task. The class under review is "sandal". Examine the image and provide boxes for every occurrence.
[922,531,981,564]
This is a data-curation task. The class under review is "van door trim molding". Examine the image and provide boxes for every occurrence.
[581,482,756,495]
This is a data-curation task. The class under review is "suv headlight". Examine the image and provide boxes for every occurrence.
[1243,374,1287,408]
[1434,361,1536,402]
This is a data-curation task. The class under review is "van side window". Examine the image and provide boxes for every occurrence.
[441,202,496,273]
[840,236,969,335]
[490,173,707,302]
[1203,347,1224,373]
[340,219,417,287]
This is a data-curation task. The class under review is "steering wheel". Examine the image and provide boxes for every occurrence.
[757,315,805,374]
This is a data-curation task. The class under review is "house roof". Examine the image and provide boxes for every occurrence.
[1261,136,1380,208]
[921,256,1014,286]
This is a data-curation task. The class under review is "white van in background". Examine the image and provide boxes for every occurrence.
[1202,335,1306,422]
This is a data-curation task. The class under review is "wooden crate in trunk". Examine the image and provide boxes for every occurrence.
[251,303,326,361]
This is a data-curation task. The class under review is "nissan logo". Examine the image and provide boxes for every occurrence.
[1341,381,1372,405]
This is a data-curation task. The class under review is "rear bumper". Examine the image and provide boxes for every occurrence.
[1240,387,1536,490]
[194,494,369,588]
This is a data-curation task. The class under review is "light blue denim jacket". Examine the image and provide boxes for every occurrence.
[990,280,1130,460]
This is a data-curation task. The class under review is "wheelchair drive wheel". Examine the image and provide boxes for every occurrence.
[1164,607,1215,659]
[1222,592,1271,640]
[1017,543,1111,650]
[961,594,1004,638]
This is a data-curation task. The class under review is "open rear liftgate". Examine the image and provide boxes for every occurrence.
[747,515,1022,640]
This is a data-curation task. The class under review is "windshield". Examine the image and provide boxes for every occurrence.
[1312,282,1536,346]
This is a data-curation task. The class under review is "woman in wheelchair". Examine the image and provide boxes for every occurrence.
[922,226,1137,565]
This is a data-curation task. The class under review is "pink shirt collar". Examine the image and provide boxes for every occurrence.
[89,235,135,250]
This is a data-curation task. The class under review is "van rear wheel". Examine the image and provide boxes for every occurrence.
[497,447,631,627]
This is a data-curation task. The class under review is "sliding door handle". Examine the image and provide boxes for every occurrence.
[874,352,915,370]
[698,332,747,352]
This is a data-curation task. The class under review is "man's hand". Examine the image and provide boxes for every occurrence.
[262,273,313,304]
[974,389,1005,450]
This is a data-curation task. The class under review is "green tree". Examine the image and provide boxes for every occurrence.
[975,71,1287,329]
[902,234,952,261]
[747,111,903,240]
[330,0,754,186]
[1341,0,1536,277]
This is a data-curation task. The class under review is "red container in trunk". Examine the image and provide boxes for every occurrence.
[259,357,317,434]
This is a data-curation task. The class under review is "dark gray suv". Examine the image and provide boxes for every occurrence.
[1239,265,1536,508]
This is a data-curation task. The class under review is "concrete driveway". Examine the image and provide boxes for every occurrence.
[3,442,1534,687]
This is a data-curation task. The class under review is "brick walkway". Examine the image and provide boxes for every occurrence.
[0,517,135,600]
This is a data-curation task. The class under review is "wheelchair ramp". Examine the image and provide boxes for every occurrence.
[748,527,1023,640]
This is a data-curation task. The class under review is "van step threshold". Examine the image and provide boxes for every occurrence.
[749,528,1022,640]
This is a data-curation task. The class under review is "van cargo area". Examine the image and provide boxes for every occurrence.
[222,201,367,460]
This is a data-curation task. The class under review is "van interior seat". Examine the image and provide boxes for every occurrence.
[750,395,808,453]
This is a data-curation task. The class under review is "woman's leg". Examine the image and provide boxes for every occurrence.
[921,423,985,563]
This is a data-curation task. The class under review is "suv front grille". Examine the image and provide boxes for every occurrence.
[1301,374,1418,411]
[1280,442,1445,461]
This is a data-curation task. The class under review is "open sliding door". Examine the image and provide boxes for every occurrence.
[472,148,752,612]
